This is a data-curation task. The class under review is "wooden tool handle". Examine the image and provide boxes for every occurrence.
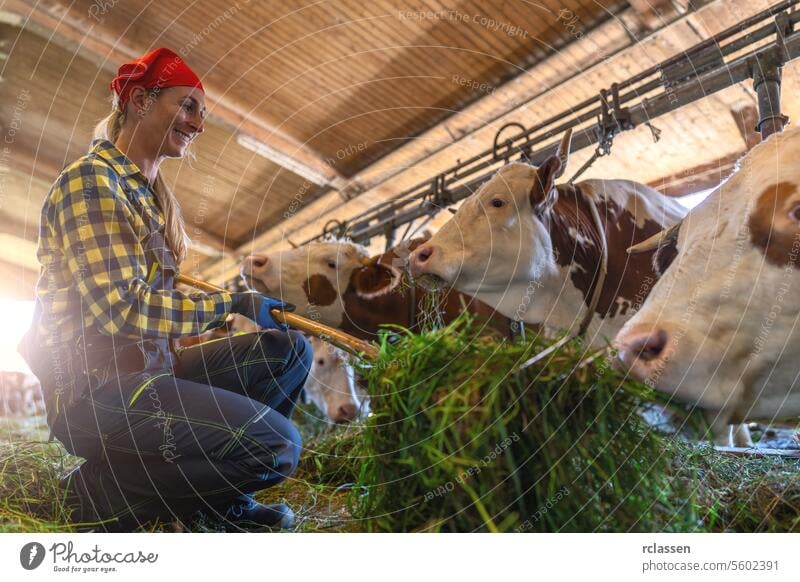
[176,273,379,360]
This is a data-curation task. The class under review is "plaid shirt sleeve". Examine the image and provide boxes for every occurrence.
[52,160,232,339]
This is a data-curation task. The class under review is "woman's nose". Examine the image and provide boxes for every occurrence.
[189,116,204,135]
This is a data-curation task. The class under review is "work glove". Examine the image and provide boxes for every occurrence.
[230,292,295,332]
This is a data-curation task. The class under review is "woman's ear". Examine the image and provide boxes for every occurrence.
[128,86,154,118]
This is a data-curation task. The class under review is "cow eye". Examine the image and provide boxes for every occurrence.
[491,198,505,208]
[790,205,800,222]
[317,359,325,366]
[327,260,336,269]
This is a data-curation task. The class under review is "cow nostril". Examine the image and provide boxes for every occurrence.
[631,329,668,362]
[416,247,433,263]
[245,255,268,270]
[335,403,358,423]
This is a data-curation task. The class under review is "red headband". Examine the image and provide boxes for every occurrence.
[110,47,204,111]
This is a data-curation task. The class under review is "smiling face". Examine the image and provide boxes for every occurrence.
[127,86,206,159]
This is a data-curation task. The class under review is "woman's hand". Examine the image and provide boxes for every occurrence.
[230,293,296,332]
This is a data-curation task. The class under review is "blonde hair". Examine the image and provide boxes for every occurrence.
[93,101,190,264]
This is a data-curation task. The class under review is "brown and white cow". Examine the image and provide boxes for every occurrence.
[614,127,800,446]
[407,134,686,349]
[303,336,369,423]
[405,135,750,446]
[240,238,514,341]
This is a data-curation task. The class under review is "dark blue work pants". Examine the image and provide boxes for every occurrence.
[50,330,312,531]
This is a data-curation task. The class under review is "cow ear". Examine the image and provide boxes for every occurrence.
[352,262,403,299]
[530,155,562,211]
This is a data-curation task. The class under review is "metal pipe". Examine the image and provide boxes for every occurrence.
[753,63,788,139]
[300,2,800,246]
[345,29,800,243]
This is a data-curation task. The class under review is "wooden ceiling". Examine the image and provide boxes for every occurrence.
[40,0,625,177]
[2,0,795,291]
[1,0,631,284]
[194,0,797,281]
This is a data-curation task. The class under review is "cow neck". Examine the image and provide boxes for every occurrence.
[519,185,608,371]
[543,183,608,335]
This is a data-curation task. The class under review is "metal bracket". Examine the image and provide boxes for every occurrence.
[492,122,527,163]
[383,224,396,251]
[427,173,455,210]
[321,218,351,240]
[594,91,617,156]
[610,83,634,132]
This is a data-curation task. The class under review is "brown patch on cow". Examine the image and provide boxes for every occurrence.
[544,183,666,319]
[302,274,338,306]
[748,181,800,268]
[352,263,395,297]
[340,273,413,340]
[338,237,514,340]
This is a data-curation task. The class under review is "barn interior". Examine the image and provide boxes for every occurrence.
[5,0,800,300]
[2,0,800,534]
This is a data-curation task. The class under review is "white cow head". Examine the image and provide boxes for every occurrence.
[614,128,800,432]
[409,132,582,328]
[303,336,368,423]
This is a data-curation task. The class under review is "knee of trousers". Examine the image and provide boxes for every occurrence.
[256,329,313,373]
[239,413,302,479]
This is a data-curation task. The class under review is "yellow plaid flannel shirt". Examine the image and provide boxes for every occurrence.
[34,139,232,346]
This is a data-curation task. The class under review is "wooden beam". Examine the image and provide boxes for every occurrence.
[332,5,649,201]
[627,0,684,31]
[2,0,345,189]
[648,151,742,197]
[648,105,760,198]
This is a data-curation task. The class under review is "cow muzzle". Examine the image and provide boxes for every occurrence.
[408,245,434,276]
[331,402,359,424]
[409,245,451,290]
[613,325,672,381]
[240,255,273,294]
[241,254,270,275]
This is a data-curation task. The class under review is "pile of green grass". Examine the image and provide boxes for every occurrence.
[0,417,82,532]
[351,316,702,532]
[2,331,799,532]
[263,413,367,532]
